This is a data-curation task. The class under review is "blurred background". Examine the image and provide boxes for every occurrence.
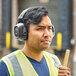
[0,0,76,76]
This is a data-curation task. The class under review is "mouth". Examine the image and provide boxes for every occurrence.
[41,40,51,44]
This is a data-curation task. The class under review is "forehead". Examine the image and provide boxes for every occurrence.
[29,16,52,28]
[38,15,52,26]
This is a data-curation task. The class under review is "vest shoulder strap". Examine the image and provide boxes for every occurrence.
[43,51,58,76]
[2,51,23,76]
[45,52,61,67]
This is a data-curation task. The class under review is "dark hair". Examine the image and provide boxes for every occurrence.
[18,6,48,27]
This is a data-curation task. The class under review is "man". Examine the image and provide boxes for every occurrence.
[0,6,71,76]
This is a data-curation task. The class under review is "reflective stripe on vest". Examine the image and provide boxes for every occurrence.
[2,53,23,76]
[2,50,58,76]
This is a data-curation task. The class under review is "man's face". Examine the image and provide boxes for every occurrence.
[26,15,53,51]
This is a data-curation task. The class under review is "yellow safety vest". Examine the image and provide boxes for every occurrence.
[2,50,58,76]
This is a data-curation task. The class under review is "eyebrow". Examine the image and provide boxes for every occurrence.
[37,25,44,27]
[37,25,52,27]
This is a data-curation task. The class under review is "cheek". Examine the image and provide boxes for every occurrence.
[49,31,53,38]
[28,31,42,43]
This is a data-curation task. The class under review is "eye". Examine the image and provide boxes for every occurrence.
[37,28,42,30]
[36,27,43,30]
[48,26,52,30]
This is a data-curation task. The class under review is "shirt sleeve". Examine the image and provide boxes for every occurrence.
[0,60,10,76]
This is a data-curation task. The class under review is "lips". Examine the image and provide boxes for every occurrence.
[41,40,50,44]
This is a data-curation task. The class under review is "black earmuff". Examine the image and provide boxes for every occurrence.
[14,9,29,41]
[14,23,28,41]
[52,25,55,38]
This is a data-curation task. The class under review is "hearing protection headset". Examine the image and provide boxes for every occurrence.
[14,8,55,41]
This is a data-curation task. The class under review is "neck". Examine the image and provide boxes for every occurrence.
[22,45,43,62]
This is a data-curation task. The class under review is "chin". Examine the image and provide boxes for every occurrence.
[41,46,50,50]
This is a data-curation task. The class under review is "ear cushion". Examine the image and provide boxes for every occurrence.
[52,26,55,38]
[14,23,28,41]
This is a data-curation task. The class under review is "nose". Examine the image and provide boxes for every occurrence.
[43,29,51,37]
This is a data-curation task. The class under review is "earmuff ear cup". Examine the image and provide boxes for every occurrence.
[52,26,55,38]
[14,23,28,41]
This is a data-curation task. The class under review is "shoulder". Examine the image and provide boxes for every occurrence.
[0,60,9,76]
[47,52,59,61]
[0,50,19,76]
[2,50,21,60]
[44,51,61,67]
[44,51,59,60]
